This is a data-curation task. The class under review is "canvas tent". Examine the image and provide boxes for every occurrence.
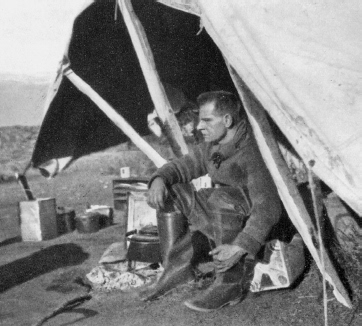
[31,0,361,308]
[158,0,362,217]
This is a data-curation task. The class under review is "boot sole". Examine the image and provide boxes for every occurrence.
[183,296,242,312]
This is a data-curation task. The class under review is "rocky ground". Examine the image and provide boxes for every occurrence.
[0,126,360,326]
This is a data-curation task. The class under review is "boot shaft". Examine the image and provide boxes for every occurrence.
[157,209,189,261]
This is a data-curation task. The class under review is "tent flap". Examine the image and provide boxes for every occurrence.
[198,0,362,216]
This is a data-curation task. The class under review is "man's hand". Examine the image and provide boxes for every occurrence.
[209,244,247,273]
[147,177,168,210]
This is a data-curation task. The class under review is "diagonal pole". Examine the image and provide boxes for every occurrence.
[63,65,167,168]
[118,0,188,158]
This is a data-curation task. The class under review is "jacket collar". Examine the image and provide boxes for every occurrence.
[208,119,250,162]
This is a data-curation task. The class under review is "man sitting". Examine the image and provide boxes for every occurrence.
[141,91,282,312]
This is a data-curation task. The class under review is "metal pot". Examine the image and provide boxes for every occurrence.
[75,213,100,233]
[127,225,161,263]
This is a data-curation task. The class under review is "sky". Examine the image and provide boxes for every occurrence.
[0,0,92,126]
[0,0,92,79]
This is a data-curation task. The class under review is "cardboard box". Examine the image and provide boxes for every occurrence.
[127,191,157,232]
[19,198,58,241]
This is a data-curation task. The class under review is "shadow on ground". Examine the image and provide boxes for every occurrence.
[0,243,89,293]
[55,308,99,326]
[0,236,21,247]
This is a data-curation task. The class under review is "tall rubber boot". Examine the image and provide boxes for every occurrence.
[184,187,255,312]
[184,256,255,312]
[138,207,194,301]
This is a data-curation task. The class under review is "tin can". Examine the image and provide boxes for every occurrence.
[56,207,76,235]
[75,213,100,233]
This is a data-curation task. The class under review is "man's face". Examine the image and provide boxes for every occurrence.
[196,102,227,143]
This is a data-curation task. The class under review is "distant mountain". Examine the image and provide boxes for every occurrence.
[0,74,51,127]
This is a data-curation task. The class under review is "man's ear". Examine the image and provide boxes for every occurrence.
[223,113,233,128]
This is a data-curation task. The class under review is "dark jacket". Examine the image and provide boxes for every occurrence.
[152,120,281,255]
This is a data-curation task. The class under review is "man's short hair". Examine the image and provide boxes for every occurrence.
[196,91,245,124]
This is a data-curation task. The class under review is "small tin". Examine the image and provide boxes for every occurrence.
[75,213,100,233]
[56,207,76,235]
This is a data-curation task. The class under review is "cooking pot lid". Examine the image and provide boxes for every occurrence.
[139,225,158,236]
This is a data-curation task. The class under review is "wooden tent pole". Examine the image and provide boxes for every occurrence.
[63,66,167,168]
[118,0,188,157]
[156,0,201,16]
[228,66,352,308]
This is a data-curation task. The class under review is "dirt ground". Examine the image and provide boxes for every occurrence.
[0,147,361,326]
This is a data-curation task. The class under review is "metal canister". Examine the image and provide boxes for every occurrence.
[56,207,76,235]
[75,213,100,233]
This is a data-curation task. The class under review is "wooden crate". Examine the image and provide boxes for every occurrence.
[19,198,58,241]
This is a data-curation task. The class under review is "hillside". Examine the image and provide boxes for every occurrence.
[0,76,49,127]
[0,123,172,183]
[0,125,40,181]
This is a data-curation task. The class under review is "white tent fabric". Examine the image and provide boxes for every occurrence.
[42,0,94,118]
[198,0,362,216]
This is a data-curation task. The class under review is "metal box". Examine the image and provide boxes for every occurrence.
[19,198,58,241]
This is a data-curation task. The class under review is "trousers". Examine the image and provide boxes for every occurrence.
[168,183,250,247]
[138,182,253,302]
